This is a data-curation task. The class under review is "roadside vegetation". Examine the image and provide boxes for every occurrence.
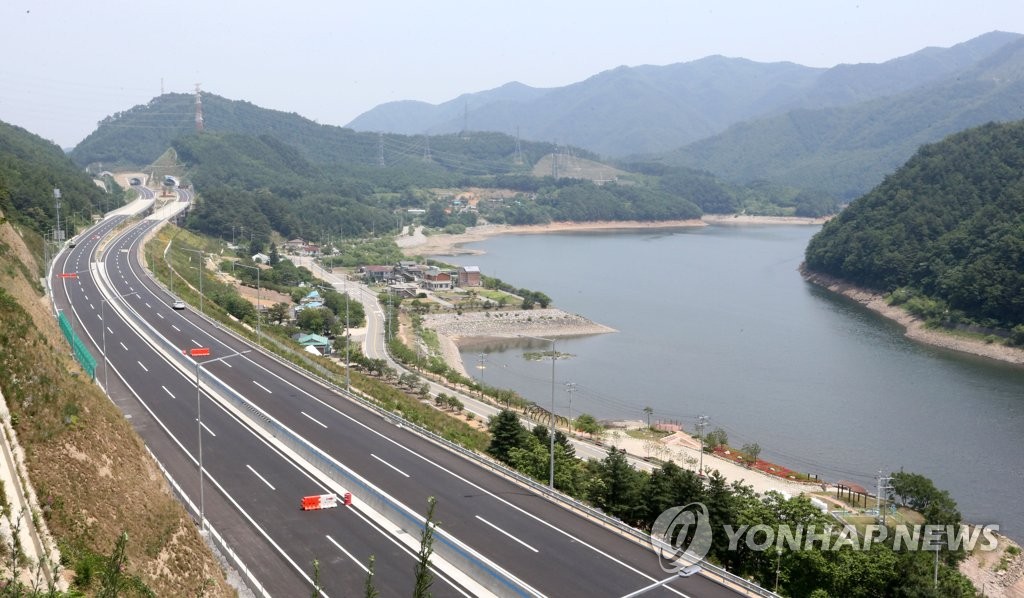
[486,408,979,597]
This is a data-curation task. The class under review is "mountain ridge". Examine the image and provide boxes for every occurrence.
[345,31,1022,157]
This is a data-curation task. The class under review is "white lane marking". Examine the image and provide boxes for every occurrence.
[162,386,174,399]
[370,454,410,478]
[89,303,95,311]
[222,361,232,368]
[191,339,202,347]
[199,421,216,437]
[246,465,275,490]
[97,313,102,320]
[137,361,148,372]
[119,342,128,351]
[475,515,539,553]
[129,287,134,292]
[157,312,164,319]
[325,535,369,574]
[145,302,151,308]
[289,375,676,592]
[301,411,328,429]
[84,294,89,301]
[107,326,113,335]
[252,381,272,394]
[172,325,181,332]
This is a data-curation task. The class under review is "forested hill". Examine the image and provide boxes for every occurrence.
[70,92,575,173]
[663,35,1024,201]
[804,120,1024,331]
[0,120,115,234]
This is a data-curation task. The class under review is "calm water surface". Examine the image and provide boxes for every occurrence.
[438,225,1024,539]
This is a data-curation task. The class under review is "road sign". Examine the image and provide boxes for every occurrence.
[190,347,211,357]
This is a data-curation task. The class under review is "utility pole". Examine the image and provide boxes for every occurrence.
[696,415,709,476]
[53,188,63,245]
[876,471,893,525]
[565,382,577,433]
[194,83,204,132]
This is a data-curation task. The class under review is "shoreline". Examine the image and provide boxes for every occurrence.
[421,309,617,376]
[802,267,1024,366]
[399,215,828,257]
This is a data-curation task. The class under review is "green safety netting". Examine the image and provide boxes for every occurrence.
[58,312,97,380]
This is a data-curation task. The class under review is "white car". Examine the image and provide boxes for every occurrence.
[172,300,186,310]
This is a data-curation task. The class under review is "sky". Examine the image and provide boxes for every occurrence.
[1,1,1022,148]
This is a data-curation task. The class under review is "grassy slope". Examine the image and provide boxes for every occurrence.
[0,213,234,596]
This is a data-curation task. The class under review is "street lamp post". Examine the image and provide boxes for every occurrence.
[193,348,250,532]
[520,334,557,488]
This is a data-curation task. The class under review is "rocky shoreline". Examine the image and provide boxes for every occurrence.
[801,267,1024,366]
[421,309,617,376]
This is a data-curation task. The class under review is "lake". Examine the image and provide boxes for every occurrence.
[437,224,1024,539]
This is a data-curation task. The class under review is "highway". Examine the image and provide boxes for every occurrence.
[53,199,472,596]
[54,190,752,597]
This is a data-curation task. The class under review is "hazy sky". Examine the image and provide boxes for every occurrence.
[1,1,1021,148]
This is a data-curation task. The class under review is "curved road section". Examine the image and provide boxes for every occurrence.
[53,191,751,597]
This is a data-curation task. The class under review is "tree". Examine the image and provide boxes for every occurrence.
[589,447,646,525]
[424,201,448,228]
[311,558,322,597]
[413,496,438,598]
[363,555,379,598]
[741,442,761,467]
[643,406,653,428]
[98,531,129,598]
[267,301,290,325]
[269,241,280,266]
[487,410,527,463]
[574,413,602,438]
[297,307,337,335]
[705,427,728,449]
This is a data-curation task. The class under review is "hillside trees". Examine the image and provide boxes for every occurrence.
[806,120,1024,330]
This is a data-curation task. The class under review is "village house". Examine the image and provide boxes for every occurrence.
[457,265,481,287]
[282,238,306,253]
[360,265,395,283]
[251,252,271,264]
[291,333,332,356]
[420,266,453,291]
